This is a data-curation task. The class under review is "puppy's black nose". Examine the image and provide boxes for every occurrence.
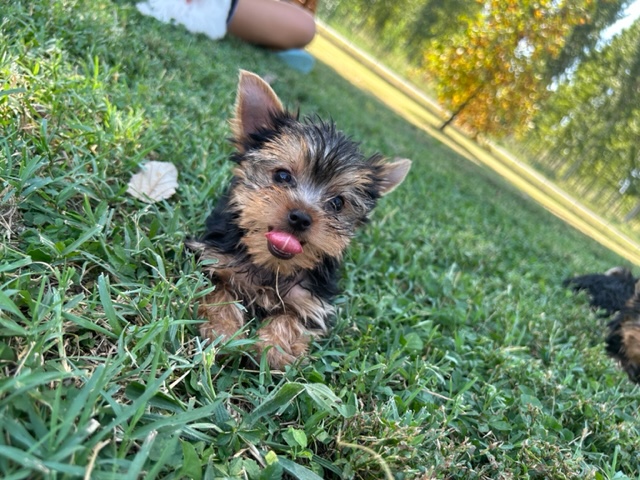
[288,209,312,231]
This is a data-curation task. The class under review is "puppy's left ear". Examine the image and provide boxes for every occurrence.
[377,158,412,195]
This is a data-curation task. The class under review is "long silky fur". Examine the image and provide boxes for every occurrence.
[193,187,341,330]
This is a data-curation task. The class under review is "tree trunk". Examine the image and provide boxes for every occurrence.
[439,90,479,131]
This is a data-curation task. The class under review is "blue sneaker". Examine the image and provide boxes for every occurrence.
[276,49,315,74]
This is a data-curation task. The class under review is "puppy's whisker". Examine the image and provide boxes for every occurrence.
[275,265,286,313]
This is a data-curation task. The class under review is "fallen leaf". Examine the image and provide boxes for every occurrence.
[127,161,178,203]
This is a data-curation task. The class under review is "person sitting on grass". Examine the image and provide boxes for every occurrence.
[136,0,317,71]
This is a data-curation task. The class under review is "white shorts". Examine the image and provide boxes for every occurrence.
[136,0,235,40]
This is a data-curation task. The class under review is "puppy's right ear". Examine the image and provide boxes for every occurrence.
[231,70,284,149]
[376,158,412,196]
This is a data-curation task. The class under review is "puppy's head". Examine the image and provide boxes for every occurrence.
[227,71,411,276]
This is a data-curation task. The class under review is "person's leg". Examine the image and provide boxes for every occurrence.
[227,0,316,50]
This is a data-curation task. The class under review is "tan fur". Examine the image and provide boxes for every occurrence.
[231,71,284,150]
[233,188,349,277]
[198,287,246,342]
[255,314,311,370]
[377,158,412,195]
[622,323,640,364]
[196,245,332,327]
[286,284,334,331]
[194,240,332,356]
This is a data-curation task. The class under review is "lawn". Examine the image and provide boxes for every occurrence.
[1,1,639,479]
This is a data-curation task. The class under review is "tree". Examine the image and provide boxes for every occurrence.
[422,0,629,137]
[319,0,480,62]
[546,0,629,78]
[404,0,481,62]
[527,19,640,219]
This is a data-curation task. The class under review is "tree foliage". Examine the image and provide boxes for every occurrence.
[319,0,481,63]
[546,0,629,78]
[423,0,629,137]
[527,19,640,217]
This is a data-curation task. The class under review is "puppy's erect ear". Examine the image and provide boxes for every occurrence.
[231,70,284,148]
[377,158,412,195]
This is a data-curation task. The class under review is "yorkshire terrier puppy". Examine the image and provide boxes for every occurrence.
[606,281,640,383]
[188,71,411,369]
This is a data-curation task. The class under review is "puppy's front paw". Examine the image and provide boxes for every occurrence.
[197,292,246,344]
[258,345,300,370]
[255,314,310,370]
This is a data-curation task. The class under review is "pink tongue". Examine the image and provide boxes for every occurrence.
[265,231,303,255]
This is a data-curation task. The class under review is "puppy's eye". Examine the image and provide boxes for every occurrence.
[326,196,344,213]
[273,169,293,184]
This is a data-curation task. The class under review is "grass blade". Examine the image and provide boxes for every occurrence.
[244,383,305,428]
[97,274,123,335]
[129,402,223,440]
[278,457,324,480]
[0,446,48,474]
[0,257,32,274]
[60,223,103,256]
[126,430,158,479]
[0,290,27,323]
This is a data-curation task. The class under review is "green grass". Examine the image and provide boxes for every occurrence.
[1,1,639,478]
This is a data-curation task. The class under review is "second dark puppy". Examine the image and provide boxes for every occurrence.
[606,282,640,384]
[188,71,411,369]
